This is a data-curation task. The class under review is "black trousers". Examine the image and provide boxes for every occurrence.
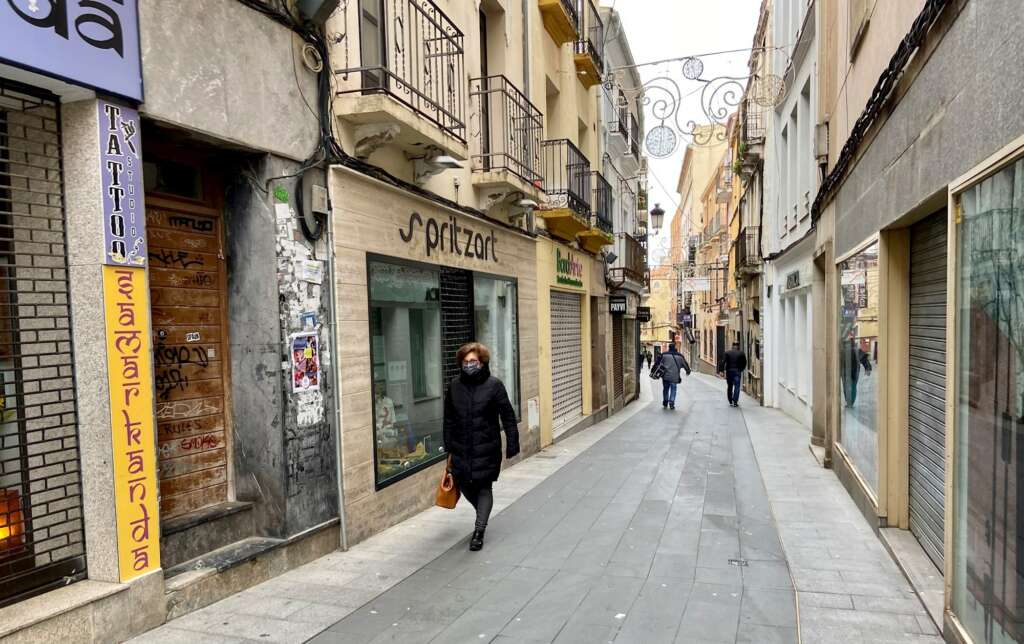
[458,479,493,531]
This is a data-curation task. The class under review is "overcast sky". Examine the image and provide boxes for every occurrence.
[612,0,762,266]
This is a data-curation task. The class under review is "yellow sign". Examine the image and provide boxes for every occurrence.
[103,265,160,580]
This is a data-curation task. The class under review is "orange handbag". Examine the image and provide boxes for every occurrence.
[435,457,460,509]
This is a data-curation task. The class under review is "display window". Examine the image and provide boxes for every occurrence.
[474,276,520,417]
[369,260,444,486]
[369,258,520,487]
[952,154,1024,643]
[837,240,880,494]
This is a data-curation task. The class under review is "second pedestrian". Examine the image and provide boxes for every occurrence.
[654,342,690,410]
[717,341,748,407]
[443,342,520,551]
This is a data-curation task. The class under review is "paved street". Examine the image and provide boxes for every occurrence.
[136,376,940,644]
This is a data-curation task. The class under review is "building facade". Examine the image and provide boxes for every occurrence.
[0,0,648,640]
[761,0,819,434]
[814,0,1024,642]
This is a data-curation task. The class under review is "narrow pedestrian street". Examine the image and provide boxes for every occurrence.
[135,376,939,644]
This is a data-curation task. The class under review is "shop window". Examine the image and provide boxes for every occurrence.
[369,260,444,486]
[952,155,1024,643]
[837,240,880,494]
[473,276,519,417]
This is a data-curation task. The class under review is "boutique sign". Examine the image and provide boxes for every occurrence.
[555,248,584,288]
[0,0,143,102]
[398,211,499,263]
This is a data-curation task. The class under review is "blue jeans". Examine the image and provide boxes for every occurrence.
[726,370,742,404]
[662,381,678,405]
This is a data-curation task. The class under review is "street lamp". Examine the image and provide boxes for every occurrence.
[650,203,665,232]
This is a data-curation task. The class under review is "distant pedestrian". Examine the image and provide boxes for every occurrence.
[645,349,653,368]
[443,342,520,551]
[717,342,748,407]
[654,343,690,410]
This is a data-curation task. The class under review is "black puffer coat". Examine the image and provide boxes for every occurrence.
[443,365,520,483]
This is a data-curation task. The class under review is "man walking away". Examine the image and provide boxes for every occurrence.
[718,342,748,407]
[654,343,691,410]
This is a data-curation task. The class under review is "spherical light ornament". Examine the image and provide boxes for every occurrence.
[645,125,677,159]
[750,74,786,108]
[681,57,704,80]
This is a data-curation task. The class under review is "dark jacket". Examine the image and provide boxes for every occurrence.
[719,348,748,373]
[844,343,872,380]
[443,365,520,483]
[655,349,690,384]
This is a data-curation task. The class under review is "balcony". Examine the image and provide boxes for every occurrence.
[470,75,545,200]
[741,99,765,170]
[736,226,762,276]
[573,0,604,89]
[629,113,641,161]
[539,0,579,46]
[334,0,467,159]
[540,139,591,241]
[610,232,648,288]
[578,172,613,254]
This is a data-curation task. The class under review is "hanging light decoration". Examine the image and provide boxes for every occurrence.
[650,203,666,231]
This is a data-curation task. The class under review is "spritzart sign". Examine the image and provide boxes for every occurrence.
[556,248,583,288]
[398,211,499,262]
[102,266,160,580]
[0,0,143,102]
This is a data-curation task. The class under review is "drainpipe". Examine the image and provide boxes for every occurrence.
[522,0,530,98]
[325,189,349,551]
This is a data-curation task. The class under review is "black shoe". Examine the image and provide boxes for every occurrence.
[470,528,485,551]
[663,401,668,408]
[669,403,675,410]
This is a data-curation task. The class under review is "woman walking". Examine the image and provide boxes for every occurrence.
[443,342,520,551]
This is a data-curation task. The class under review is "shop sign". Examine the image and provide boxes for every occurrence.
[679,277,710,292]
[636,306,651,322]
[786,270,801,290]
[398,212,499,262]
[99,99,146,266]
[0,0,143,102]
[609,296,627,314]
[555,248,584,288]
[102,266,160,581]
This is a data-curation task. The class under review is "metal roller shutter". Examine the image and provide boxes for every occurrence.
[440,267,475,386]
[550,291,582,431]
[0,79,87,604]
[612,316,623,400]
[908,211,947,569]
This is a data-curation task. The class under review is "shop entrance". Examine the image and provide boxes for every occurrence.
[551,291,583,434]
[145,162,232,521]
[907,210,947,569]
[612,317,624,401]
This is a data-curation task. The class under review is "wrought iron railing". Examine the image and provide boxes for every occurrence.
[629,112,641,160]
[558,0,580,33]
[592,172,613,234]
[336,0,466,142]
[542,139,591,216]
[470,76,544,187]
[574,0,604,74]
[623,233,647,281]
[616,91,629,138]
[619,178,636,230]
[736,226,762,268]
[743,99,765,144]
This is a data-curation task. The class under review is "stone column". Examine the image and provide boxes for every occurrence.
[62,99,122,583]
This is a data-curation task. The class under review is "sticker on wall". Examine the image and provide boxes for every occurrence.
[291,332,320,393]
[298,259,324,284]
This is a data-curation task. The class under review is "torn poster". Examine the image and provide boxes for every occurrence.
[291,332,321,393]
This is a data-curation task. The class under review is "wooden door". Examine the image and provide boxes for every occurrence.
[147,196,231,520]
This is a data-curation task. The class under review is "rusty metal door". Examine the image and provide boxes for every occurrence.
[146,196,231,520]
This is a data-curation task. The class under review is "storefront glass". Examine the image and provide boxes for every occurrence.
[837,241,880,494]
[953,157,1024,643]
[369,260,445,485]
[474,276,519,416]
